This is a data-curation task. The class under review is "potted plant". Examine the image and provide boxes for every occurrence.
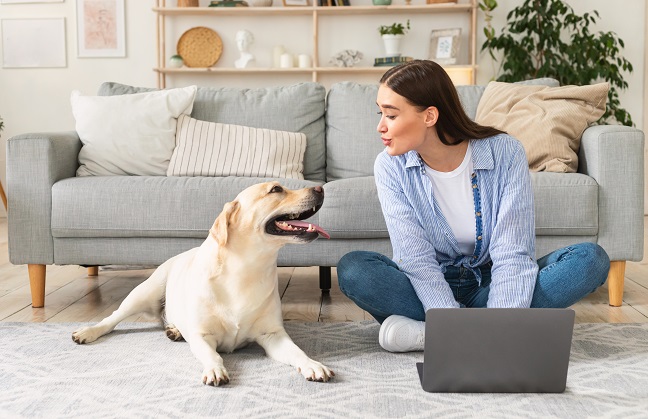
[481,0,634,126]
[378,20,410,57]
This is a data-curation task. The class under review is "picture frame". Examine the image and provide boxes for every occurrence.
[429,28,461,65]
[76,0,125,58]
[282,0,309,6]
[1,18,67,68]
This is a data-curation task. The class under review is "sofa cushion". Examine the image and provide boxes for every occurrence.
[475,82,608,173]
[72,86,197,177]
[98,82,327,182]
[318,173,598,240]
[51,177,323,238]
[531,172,598,236]
[325,82,383,181]
[167,114,307,179]
[320,177,389,239]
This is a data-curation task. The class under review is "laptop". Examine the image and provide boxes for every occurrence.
[416,308,575,393]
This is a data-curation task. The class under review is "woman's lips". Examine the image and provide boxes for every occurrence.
[382,138,391,146]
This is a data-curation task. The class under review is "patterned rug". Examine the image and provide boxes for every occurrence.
[1,321,647,418]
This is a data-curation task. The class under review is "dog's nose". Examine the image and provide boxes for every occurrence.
[313,186,324,195]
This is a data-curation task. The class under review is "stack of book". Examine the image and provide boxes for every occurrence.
[209,0,249,6]
[374,56,413,67]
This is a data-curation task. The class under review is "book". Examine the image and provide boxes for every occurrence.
[209,0,249,6]
[374,56,413,66]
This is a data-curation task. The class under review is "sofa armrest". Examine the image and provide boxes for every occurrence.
[578,125,645,261]
[7,132,82,265]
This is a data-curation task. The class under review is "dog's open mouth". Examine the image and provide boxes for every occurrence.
[266,205,330,239]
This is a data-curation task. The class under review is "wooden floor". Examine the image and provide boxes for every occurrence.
[1,217,647,324]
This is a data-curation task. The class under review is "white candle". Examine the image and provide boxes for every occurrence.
[298,54,312,68]
[273,45,285,68]
[280,53,294,68]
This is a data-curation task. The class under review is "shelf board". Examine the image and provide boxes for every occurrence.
[153,4,473,17]
[155,65,474,74]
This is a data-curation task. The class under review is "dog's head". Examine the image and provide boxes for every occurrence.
[210,181,330,248]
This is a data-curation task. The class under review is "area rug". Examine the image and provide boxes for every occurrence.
[1,321,648,418]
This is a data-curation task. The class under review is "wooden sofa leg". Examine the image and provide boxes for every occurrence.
[319,266,331,293]
[28,264,46,308]
[87,266,99,276]
[607,261,626,307]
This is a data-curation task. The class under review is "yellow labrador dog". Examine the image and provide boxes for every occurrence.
[72,181,334,386]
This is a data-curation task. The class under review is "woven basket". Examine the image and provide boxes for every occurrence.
[177,27,223,68]
[177,0,199,6]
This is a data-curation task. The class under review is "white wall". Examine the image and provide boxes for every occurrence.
[0,0,645,218]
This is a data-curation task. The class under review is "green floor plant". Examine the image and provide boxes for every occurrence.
[481,0,634,126]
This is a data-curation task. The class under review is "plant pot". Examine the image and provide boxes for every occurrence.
[382,34,403,57]
[373,0,392,5]
[249,0,273,6]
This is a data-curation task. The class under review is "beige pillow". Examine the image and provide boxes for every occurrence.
[72,86,197,176]
[475,82,608,172]
[167,114,307,179]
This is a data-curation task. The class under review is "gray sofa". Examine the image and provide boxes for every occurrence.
[7,81,644,308]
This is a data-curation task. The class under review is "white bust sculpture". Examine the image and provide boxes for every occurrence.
[234,30,256,69]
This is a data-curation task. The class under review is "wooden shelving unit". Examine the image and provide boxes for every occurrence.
[154,0,478,88]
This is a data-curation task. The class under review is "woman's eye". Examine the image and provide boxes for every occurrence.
[270,185,283,194]
[386,115,396,120]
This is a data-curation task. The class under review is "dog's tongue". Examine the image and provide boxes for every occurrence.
[284,220,330,239]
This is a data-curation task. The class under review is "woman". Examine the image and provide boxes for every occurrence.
[337,60,610,353]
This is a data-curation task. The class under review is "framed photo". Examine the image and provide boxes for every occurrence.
[76,0,125,58]
[282,0,309,6]
[2,18,66,68]
[429,28,461,65]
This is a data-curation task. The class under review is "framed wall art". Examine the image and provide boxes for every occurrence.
[76,0,125,58]
[2,18,66,68]
[429,28,461,65]
[0,0,63,3]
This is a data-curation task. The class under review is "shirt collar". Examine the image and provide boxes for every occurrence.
[404,137,496,170]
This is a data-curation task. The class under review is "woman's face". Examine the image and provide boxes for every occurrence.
[376,84,430,156]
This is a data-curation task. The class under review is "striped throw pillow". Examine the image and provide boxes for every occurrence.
[167,114,307,179]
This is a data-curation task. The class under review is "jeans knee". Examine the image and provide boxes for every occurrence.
[337,251,369,294]
[581,242,610,271]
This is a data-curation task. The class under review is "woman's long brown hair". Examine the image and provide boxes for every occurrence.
[380,60,504,146]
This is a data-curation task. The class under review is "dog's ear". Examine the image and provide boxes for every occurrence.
[210,201,240,247]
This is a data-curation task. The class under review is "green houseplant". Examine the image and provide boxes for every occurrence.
[481,0,634,126]
[378,19,410,36]
[378,20,410,57]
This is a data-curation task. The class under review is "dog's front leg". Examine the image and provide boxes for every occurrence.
[186,334,229,386]
[257,329,334,382]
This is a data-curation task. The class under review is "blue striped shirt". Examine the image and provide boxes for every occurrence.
[374,133,538,309]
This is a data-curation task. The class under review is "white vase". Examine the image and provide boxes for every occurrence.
[382,34,403,57]
[249,0,272,6]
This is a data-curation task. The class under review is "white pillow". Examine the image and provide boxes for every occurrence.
[167,114,307,179]
[72,86,197,176]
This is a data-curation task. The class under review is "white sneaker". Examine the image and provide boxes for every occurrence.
[379,315,425,352]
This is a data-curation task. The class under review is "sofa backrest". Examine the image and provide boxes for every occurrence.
[324,82,490,181]
[324,78,561,181]
[98,82,327,182]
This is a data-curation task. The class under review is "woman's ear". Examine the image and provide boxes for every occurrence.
[424,106,439,127]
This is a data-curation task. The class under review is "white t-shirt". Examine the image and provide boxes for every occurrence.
[424,143,476,256]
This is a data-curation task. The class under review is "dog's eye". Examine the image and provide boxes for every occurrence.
[269,185,283,194]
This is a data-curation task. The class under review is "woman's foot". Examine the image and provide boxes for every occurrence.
[378,315,425,352]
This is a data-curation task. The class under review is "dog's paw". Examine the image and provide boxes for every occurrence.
[202,366,230,387]
[165,325,184,341]
[71,327,102,344]
[297,360,335,383]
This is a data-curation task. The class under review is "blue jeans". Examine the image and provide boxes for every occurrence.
[337,243,610,323]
